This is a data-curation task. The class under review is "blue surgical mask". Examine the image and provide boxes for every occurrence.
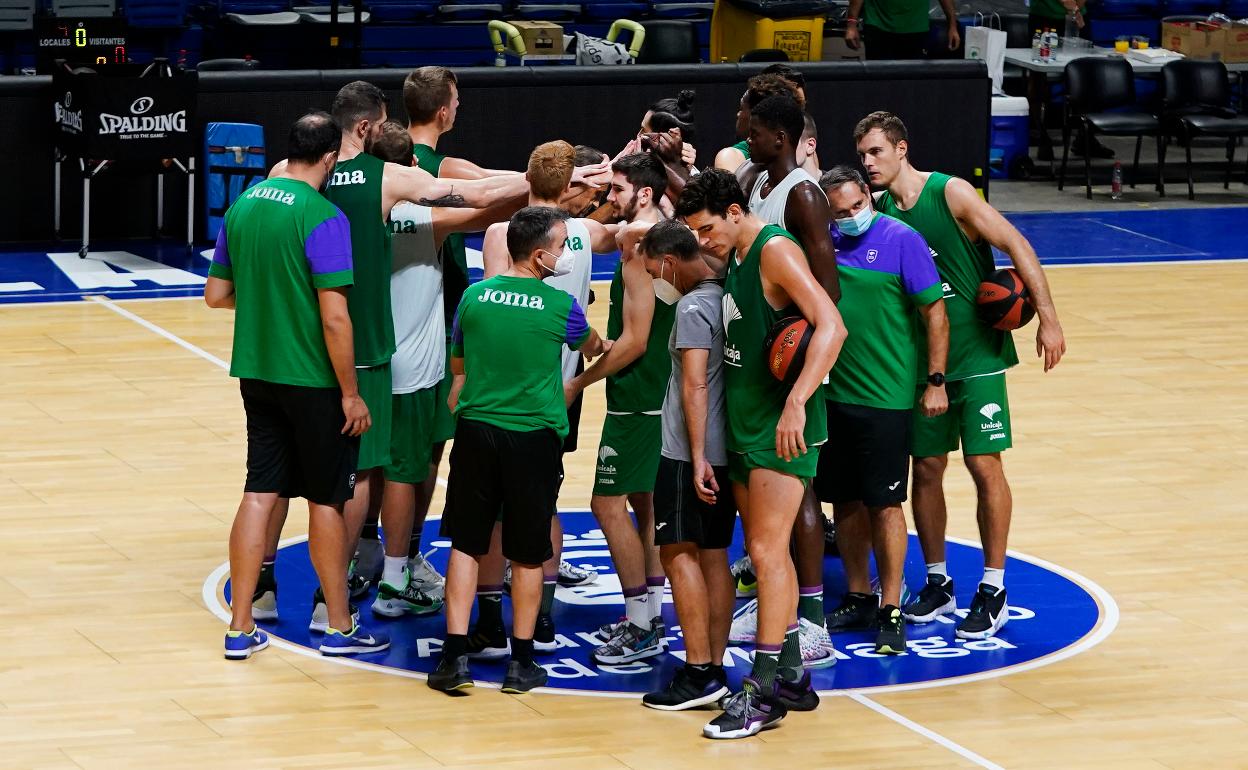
[835,207,875,237]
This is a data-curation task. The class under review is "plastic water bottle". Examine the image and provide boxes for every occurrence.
[1032,29,1042,62]
[1040,29,1051,62]
[1111,162,1123,199]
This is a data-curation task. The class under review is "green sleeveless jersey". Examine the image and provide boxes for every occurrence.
[722,224,827,455]
[731,139,751,161]
[604,259,676,413]
[324,152,394,366]
[877,173,1018,381]
[413,143,470,337]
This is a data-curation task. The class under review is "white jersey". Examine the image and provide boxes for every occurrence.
[542,217,593,382]
[748,167,823,227]
[388,202,445,394]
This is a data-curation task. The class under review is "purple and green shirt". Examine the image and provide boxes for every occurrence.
[209,177,354,388]
[451,274,589,438]
[828,213,943,410]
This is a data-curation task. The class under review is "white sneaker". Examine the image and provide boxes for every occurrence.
[252,590,278,622]
[728,598,758,644]
[798,617,837,669]
[557,560,598,587]
[408,551,445,601]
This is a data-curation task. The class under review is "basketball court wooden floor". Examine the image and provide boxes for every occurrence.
[0,256,1245,769]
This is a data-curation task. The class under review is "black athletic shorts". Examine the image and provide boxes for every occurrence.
[240,378,359,506]
[862,26,928,61]
[814,401,912,508]
[653,457,737,549]
[443,418,561,564]
[562,356,586,454]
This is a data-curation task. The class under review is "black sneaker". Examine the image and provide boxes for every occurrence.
[772,669,819,711]
[465,621,510,661]
[902,574,957,623]
[534,612,558,653]
[702,677,787,740]
[500,659,548,694]
[825,592,878,633]
[875,605,907,655]
[428,654,473,692]
[347,571,371,601]
[956,584,1009,640]
[592,621,667,664]
[643,666,729,711]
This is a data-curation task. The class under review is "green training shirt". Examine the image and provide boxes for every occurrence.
[877,172,1019,382]
[864,0,930,34]
[324,152,395,367]
[827,214,944,409]
[451,275,590,438]
[605,259,677,414]
[722,224,828,455]
[210,178,353,388]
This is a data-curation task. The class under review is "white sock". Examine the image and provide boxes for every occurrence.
[382,555,407,586]
[927,561,949,580]
[982,567,1005,592]
[624,591,650,629]
[647,580,665,622]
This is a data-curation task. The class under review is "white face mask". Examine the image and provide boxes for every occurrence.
[835,206,875,237]
[539,249,575,277]
[652,261,683,305]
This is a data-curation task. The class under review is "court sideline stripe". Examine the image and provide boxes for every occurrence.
[85,294,450,487]
[87,295,230,370]
[848,693,1006,770]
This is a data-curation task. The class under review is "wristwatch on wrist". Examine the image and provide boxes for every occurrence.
[927,372,946,387]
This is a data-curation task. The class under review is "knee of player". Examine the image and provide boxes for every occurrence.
[963,452,1008,488]
[913,455,949,484]
[590,494,629,521]
[742,535,788,569]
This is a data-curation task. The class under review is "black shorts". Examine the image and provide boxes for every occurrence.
[240,379,359,506]
[443,418,561,565]
[814,401,912,508]
[862,26,929,60]
[653,457,737,549]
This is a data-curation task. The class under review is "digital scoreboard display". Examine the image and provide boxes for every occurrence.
[36,18,128,73]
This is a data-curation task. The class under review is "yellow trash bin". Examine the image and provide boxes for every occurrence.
[710,0,829,62]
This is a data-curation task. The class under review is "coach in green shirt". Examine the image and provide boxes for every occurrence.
[206,111,389,661]
[846,0,961,60]
[430,206,605,696]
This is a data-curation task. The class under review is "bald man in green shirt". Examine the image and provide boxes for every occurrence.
[846,0,960,61]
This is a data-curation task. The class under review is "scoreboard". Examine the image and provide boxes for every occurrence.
[36,18,128,73]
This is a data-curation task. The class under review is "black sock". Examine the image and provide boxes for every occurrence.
[443,633,468,660]
[686,662,713,682]
[512,636,534,666]
[407,530,422,560]
[478,592,504,628]
[361,523,379,540]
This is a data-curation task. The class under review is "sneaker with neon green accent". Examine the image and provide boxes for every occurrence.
[372,569,443,618]
[730,555,757,598]
[224,626,269,660]
[319,623,389,656]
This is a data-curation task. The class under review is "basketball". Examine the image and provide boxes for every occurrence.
[764,316,813,382]
[976,268,1036,331]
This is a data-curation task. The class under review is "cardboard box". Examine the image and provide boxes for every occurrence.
[1222,22,1248,63]
[511,21,562,56]
[1162,21,1225,60]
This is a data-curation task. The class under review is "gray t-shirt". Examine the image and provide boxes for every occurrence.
[661,280,728,465]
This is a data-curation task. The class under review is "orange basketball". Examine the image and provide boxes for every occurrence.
[764,316,813,382]
[976,268,1036,331]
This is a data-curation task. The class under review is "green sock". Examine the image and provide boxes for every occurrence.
[750,645,781,686]
[539,578,557,615]
[778,624,803,682]
[798,586,824,625]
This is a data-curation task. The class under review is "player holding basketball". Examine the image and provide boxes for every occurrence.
[636,220,736,711]
[207,112,387,659]
[429,206,605,694]
[676,170,846,739]
[855,111,1066,639]
[816,166,949,655]
[470,140,619,658]
[564,152,676,666]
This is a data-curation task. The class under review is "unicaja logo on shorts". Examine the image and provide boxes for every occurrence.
[979,403,1002,420]
[597,446,617,465]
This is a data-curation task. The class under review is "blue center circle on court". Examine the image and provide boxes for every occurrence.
[219,510,1111,695]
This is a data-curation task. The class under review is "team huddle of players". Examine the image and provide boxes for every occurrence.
[208,64,1066,741]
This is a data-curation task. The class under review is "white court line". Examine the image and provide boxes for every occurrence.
[849,692,1006,770]
[1094,220,1204,251]
[87,295,230,370]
